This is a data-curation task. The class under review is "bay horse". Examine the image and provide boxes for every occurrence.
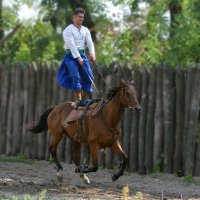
[26,80,141,183]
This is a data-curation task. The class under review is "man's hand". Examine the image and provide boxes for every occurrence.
[89,54,96,61]
[78,56,84,65]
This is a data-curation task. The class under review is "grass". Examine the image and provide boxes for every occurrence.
[1,189,48,200]
[0,154,29,163]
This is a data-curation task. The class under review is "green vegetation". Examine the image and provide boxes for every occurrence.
[1,189,48,200]
[0,154,29,163]
[0,0,200,67]
[184,174,194,183]
[135,191,143,200]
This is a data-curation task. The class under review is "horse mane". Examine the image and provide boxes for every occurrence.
[106,85,121,100]
[106,80,134,101]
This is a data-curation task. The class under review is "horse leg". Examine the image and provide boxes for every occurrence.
[75,143,99,174]
[112,140,128,181]
[72,141,91,184]
[49,133,63,180]
[89,143,99,172]
[72,141,81,166]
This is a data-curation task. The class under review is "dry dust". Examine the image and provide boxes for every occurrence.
[0,160,200,199]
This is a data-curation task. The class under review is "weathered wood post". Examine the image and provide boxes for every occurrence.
[163,66,176,173]
[0,63,11,154]
[184,66,200,175]
[145,68,156,173]
[138,68,149,174]
[129,68,142,172]
[173,67,185,174]
[153,67,164,172]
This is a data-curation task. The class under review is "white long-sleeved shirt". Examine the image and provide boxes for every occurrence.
[63,24,95,58]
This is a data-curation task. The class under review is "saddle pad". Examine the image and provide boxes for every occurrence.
[65,99,104,123]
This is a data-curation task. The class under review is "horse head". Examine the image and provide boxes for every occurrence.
[119,79,141,111]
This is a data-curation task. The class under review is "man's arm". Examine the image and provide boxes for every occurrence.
[85,28,96,61]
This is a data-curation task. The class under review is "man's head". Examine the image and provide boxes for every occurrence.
[73,8,85,26]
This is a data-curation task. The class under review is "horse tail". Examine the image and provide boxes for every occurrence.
[25,106,55,134]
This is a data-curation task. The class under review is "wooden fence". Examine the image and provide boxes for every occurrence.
[0,62,200,176]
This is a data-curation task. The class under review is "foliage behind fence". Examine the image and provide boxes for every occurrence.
[0,63,200,176]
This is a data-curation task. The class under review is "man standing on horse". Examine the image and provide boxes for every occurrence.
[57,7,96,109]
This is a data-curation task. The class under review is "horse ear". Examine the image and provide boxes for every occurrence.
[120,79,126,85]
[128,79,135,85]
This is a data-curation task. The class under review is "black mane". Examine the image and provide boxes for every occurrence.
[106,86,121,100]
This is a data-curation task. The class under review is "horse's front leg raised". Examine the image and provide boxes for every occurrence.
[112,140,128,181]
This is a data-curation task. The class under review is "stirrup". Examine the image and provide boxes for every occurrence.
[79,99,91,107]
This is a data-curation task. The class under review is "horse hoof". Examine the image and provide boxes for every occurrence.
[75,168,80,173]
[80,173,90,184]
[57,171,63,182]
[112,174,119,181]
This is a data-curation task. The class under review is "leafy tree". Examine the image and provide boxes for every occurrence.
[104,0,200,67]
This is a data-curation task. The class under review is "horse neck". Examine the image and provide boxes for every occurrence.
[102,93,124,127]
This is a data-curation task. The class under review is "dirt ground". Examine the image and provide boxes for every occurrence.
[0,160,200,200]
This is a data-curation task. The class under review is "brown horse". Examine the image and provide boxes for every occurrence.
[26,80,141,183]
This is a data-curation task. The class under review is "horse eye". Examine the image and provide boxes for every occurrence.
[125,91,131,97]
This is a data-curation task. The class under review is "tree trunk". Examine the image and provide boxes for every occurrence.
[168,0,182,38]
[0,0,4,40]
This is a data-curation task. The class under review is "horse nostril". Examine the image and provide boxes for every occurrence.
[134,105,142,112]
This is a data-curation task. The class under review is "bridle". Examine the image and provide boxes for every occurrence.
[119,84,135,109]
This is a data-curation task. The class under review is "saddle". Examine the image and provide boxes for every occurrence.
[64,99,104,123]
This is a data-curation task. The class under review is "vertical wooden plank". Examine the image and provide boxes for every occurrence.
[21,67,29,154]
[138,68,149,174]
[64,90,73,164]
[184,67,200,175]
[195,127,200,175]
[57,85,67,161]
[163,66,176,173]
[45,63,55,160]
[183,68,192,169]
[12,64,24,154]
[36,64,48,159]
[173,68,185,174]
[153,67,164,172]
[97,67,106,167]
[145,68,156,174]
[6,65,15,155]
[129,68,142,172]
[24,63,37,158]
[0,63,10,154]
[123,109,132,168]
